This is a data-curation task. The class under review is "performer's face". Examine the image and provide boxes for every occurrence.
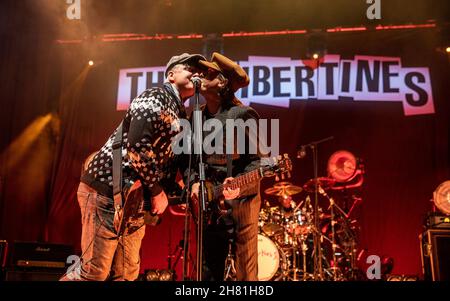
[168,63,200,100]
[199,69,226,100]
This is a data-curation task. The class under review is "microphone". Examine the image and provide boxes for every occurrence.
[191,76,202,88]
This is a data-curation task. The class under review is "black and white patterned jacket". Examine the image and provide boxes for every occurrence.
[81,83,186,199]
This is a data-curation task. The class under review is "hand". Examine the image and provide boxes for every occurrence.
[151,190,168,215]
[222,177,240,200]
[191,182,200,201]
[189,182,200,220]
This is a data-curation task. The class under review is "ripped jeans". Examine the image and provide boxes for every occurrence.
[61,182,145,281]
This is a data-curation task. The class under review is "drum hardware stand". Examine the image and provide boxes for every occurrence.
[329,194,338,280]
[297,136,334,281]
[291,224,299,281]
[180,223,196,281]
[300,200,312,281]
[168,236,195,280]
[223,240,236,281]
[319,186,354,280]
[300,237,309,280]
[299,196,314,280]
[290,202,308,281]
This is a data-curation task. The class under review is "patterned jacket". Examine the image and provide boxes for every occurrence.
[81,83,186,199]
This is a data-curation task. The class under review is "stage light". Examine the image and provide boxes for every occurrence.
[386,274,402,281]
[159,270,174,281]
[433,180,450,215]
[1,113,54,170]
[88,60,94,66]
[446,47,450,53]
[143,269,175,281]
[144,269,160,281]
[306,32,327,60]
[386,274,419,281]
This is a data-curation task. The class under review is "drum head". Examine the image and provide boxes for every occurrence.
[257,234,280,281]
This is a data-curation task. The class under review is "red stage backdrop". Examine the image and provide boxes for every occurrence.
[1,11,449,278]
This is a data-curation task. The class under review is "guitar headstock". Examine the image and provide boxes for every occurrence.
[262,153,292,180]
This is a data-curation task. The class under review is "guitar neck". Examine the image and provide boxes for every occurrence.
[213,168,263,199]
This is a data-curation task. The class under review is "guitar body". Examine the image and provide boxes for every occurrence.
[190,154,293,225]
[113,154,292,234]
[113,180,160,237]
[190,181,228,225]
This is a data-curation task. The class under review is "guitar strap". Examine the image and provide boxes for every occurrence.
[226,109,233,178]
[112,121,124,212]
[226,154,232,178]
[224,111,235,232]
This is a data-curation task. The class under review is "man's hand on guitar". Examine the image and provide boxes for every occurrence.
[223,177,240,200]
[190,182,200,201]
[151,190,168,215]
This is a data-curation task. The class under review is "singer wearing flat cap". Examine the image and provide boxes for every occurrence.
[61,53,205,281]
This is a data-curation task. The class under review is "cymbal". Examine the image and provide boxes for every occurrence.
[264,181,303,196]
[303,177,336,192]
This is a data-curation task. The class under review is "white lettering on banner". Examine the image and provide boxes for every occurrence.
[117,66,165,110]
[116,55,434,116]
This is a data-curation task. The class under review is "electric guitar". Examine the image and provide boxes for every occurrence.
[113,154,292,236]
[113,180,188,236]
[190,153,293,223]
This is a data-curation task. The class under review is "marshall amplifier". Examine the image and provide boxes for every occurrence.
[4,270,66,281]
[8,241,73,270]
[420,229,450,281]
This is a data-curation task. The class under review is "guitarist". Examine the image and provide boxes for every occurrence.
[61,53,206,281]
[188,53,262,281]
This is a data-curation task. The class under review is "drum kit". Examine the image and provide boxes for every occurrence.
[257,150,364,281]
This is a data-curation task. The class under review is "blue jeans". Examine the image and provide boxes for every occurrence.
[61,182,145,281]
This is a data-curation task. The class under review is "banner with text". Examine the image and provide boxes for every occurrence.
[117,55,434,116]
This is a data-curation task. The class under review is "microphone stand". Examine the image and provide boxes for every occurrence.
[182,143,193,280]
[297,136,333,281]
[192,81,207,281]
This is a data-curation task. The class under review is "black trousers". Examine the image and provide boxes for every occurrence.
[203,194,260,281]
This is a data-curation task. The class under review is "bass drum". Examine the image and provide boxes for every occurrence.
[257,234,287,281]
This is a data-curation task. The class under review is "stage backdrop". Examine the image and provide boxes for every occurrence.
[1,24,449,278]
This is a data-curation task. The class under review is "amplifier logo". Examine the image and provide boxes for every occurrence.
[35,247,50,252]
[117,55,434,116]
